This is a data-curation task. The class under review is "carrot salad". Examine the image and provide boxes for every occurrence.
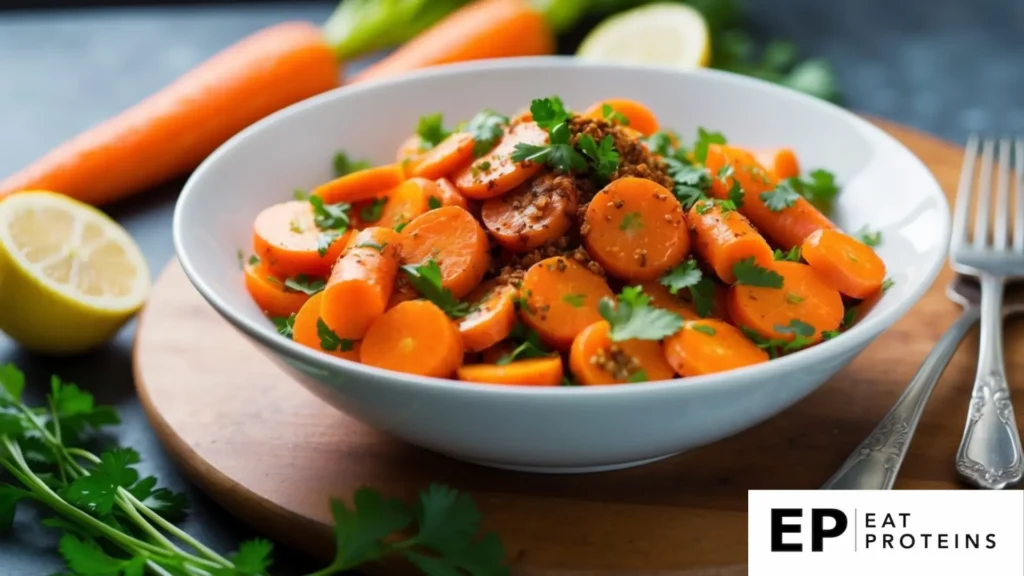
[241,97,891,386]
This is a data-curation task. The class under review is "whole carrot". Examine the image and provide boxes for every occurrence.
[0,22,339,205]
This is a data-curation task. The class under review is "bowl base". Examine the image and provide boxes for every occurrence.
[462,452,682,474]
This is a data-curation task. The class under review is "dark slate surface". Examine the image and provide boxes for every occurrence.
[0,1,1020,574]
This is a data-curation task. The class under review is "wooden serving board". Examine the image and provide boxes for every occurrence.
[133,120,1023,575]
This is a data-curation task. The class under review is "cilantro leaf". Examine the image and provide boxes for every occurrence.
[360,198,387,223]
[577,134,620,180]
[317,230,342,257]
[401,260,471,318]
[465,109,509,156]
[773,246,802,262]
[329,488,413,569]
[787,169,840,214]
[732,258,784,288]
[308,195,351,231]
[660,259,702,294]
[692,127,727,164]
[664,158,712,209]
[688,277,717,318]
[760,181,801,211]
[619,212,643,232]
[355,241,387,253]
[0,485,28,534]
[126,476,190,523]
[59,533,133,575]
[0,363,25,403]
[416,113,450,150]
[842,306,858,329]
[529,96,569,131]
[856,226,882,247]
[272,314,296,339]
[882,277,895,292]
[316,319,352,352]
[427,196,443,210]
[333,151,371,178]
[627,369,648,383]
[496,324,551,365]
[248,254,260,267]
[598,286,683,341]
[512,122,586,174]
[230,539,274,575]
[775,319,815,338]
[601,103,630,125]
[414,484,480,554]
[284,275,326,296]
[822,330,840,341]
[644,131,678,156]
[62,448,141,515]
[727,180,744,208]
[692,324,717,336]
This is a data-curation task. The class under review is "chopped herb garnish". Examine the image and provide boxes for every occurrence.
[822,330,840,341]
[332,151,371,178]
[289,219,304,234]
[293,189,309,200]
[394,220,409,233]
[760,181,801,211]
[601,103,630,125]
[727,180,744,208]
[359,198,387,223]
[271,314,295,339]
[562,293,587,308]
[464,109,509,156]
[308,195,351,231]
[317,230,342,257]
[401,260,470,318]
[619,212,643,232]
[856,226,882,247]
[784,292,804,304]
[496,323,551,365]
[598,286,683,341]
[692,127,727,164]
[626,369,648,383]
[687,277,717,318]
[316,318,353,352]
[664,159,712,210]
[692,324,717,336]
[355,241,387,253]
[773,246,801,262]
[660,259,702,294]
[786,169,840,214]
[695,200,714,215]
[478,160,492,171]
[236,249,244,270]
[841,306,858,329]
[717,165,734,180]
[284,274,326,296]
[577,134,621,180]
[561,375,580,386]
[715,198,737,213]
[528,96,569,131]
[427,196,443,210]
[511,122,586,173]
[882,277,895,292]
[644,131,678,157]
[733,257,784,288]
[416,112,450,150]
[775,319,815,338]
[248,254,260,267]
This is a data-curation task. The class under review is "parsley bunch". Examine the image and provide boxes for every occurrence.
[0,365,508,576]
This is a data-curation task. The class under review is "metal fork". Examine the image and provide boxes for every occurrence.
[949,136,1024,489]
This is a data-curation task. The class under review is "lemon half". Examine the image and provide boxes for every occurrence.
[0,191,150,353]
[577,3,711,69]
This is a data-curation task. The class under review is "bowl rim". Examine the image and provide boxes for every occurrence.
[174,56,951,399]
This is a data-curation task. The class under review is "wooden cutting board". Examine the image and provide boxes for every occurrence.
[133,120,1021,575]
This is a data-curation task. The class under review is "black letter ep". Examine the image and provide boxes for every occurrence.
[811,509,848,552]
[771,509,803,552]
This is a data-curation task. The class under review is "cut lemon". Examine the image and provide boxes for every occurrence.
[0,191,150,353]
[577,3,711,69]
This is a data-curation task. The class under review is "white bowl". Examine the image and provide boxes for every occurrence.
[173,58,949,473]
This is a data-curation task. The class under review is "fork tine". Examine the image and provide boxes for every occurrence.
[994,138,1012,248]
[973,138,995,247]
[1015,138,1024,252]
[952,135,979,247]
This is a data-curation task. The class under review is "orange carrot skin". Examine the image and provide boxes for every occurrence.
[252,200,349,278]
[457,357,562,386]
[687,201,774,284]
[292,292,361,361]
[754,148,800,180]
[458,281,517,352]
[376,178,432,229]
[640,282,701,321]
[321,227,402,340]
[568,321,676,385]
[360,300,464,378]
[243,260,310,318]
[400,206,491,299]
[410,132,476,180]
[312,164,405,205]
[663,320,769,377]
[481,173,578,252]
[0,22,339,205]
[519,257,614,350]
[432,177,470,210]
[453,121,548,199]
[583,98,660,136]
[705,144,836,249]
[352,0,554,83]
[801,229,887,298]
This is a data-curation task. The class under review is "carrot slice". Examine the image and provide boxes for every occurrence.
[430,177,470,210]
[320,227,402,340]
[292,292,360,361]
[312,164,404,205]
[458,281,517,352]
[400,206,490,298]
[519,257,614,350]
[583,98,660,136]
[376,177,432,229]
[640,282,700,321]
[251,200,348,278]
[360,300,464,378]
[457,357,562,386]
[754,148,800,180]
[243,260,310,318]
[687,200,774,284]
[568,321,675,385]
[663,320,769,377]
[705,144,836,249]
[801,229,887,299]
[728,261,844,343]
[582,177,688,282]
[481,173,578,253]
[410,132,475,180]
[453,121,547,199]
[396,134,423,164]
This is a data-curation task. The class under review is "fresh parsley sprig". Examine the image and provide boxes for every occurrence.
[598,286,683,341]
[786,169,840,214]
[760,180,801,211]
[733,258,784,288]
[332,151,371,178]
[464,109,509,157]
[496,323,552,365]
[659,259,717,318]
[402,260,471,318]
[416,112,450,150]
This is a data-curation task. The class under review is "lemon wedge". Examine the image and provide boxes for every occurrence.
[577,3,711,69]
[0,191,150,353]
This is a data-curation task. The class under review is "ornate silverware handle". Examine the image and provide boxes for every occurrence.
[823,305,981,490]
[956,275,1024,489]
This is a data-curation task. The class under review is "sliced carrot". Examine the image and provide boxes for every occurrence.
[453,121,547,199]
[410,132,475,180]
[431,177,470,210]
[568,321,675,385]
[481,173,578,253]
[582,177,688,282]
[458,281,517,352]
[663,320,769,377]
[705,144,836,249]
[0,22,339,206]
[360,300,464,378]
[583,98,660,136]
[457,357,562,386]
[320,227,402,340]
[801,229,887,299]
[728,261,844,343]
[396,134,423,164]
[519,257,614,350]
[400,206,490,298]
[376,177,432,229]
[251,200,349,278]
[754,148,800,180]
[243,260,310,318]
[312,164,404,205]
[292,292,361,361]
[640,282,700,321]
[687,200,774,284]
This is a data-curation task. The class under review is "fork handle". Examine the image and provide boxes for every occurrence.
[956,275,1024,489]
[822,304,980,490]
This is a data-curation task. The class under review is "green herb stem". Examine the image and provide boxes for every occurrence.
[121,488,234,569]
